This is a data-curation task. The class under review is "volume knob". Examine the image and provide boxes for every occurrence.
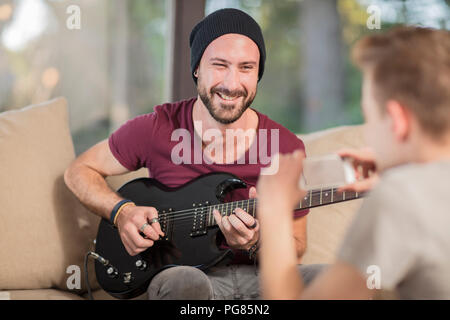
[135,259,147,271]
[106,266,118,278]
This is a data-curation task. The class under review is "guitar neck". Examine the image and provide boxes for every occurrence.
[206,188,364,227]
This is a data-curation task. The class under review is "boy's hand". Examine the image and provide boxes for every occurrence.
[337,147,379,193]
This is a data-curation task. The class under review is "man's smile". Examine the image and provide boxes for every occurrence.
[215,92,243,104]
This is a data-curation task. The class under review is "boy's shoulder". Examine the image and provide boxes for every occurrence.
[381,160,450,190]
[368,160,450,223]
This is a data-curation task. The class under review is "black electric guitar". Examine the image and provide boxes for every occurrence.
[94,172,363,299]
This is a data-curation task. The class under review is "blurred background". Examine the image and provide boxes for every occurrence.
[0,0,449,155]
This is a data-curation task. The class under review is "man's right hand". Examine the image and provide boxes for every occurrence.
[337,147,379,193]
[115,205,164,256]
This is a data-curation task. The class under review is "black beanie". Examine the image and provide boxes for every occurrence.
[189,8,266,84]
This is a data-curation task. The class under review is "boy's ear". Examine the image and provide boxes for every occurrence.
[386,100,411,142]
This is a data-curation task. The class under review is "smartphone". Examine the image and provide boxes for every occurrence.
[299,154,356,190]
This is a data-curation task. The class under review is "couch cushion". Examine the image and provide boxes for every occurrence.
[0,98,100,293]
[298,125,366,264]
[106,168,149,191]
[0,289,84,300]
[82,288,148,300]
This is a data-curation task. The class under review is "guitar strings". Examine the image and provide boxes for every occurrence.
[149,197,363,235]
[151,189,358,222]
[159,194,356,227]
[146,189,359,225]
[155,201,257,225]
[151,187,348,220]
[155,193,362,233]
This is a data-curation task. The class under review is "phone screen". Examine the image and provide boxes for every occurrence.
[300,154,355,190]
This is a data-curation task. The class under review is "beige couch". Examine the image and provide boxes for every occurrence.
[0,97,366,300]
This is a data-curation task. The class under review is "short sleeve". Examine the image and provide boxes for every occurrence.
[337,179,420,290]
[282,134,306,156]
[108,113,155,172]
[293,209,309,219]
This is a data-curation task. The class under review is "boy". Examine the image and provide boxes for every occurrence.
[257,26,450,299]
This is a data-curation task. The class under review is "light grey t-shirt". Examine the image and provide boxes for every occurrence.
[338,161,450,299]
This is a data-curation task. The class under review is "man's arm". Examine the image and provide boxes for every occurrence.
[64,139,130,220]
[64,139,163,256]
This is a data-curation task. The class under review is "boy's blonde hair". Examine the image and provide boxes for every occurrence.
[353,27,450,138]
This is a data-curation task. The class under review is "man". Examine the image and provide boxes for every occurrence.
[64,8,323,300]
[257,26,450,299]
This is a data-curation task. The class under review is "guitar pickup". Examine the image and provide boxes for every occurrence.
[190,203,208,237]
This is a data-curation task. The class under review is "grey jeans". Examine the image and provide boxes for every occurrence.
[147,264,326,300]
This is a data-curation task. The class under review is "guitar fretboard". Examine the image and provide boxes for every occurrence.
[203,188,363,227]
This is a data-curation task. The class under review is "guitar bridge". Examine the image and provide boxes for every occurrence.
[159,210,172,241]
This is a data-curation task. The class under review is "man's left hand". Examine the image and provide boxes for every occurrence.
[213,187,259,251]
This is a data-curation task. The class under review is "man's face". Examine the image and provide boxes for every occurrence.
[196,33,260,124]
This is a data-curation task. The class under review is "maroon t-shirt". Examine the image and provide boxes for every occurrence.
[108,97,308,264]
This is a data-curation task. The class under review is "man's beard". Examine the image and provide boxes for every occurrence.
[197,80,256,125]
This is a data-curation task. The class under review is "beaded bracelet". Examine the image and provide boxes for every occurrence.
[110,199,135,226]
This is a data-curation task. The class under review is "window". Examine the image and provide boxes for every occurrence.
[0,0,168,154]
[206,0,450,133]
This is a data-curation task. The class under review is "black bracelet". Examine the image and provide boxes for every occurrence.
[248,241,260,260]
[110,199,134,225]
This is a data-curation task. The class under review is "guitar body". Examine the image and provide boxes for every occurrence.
[94,172,247,299]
